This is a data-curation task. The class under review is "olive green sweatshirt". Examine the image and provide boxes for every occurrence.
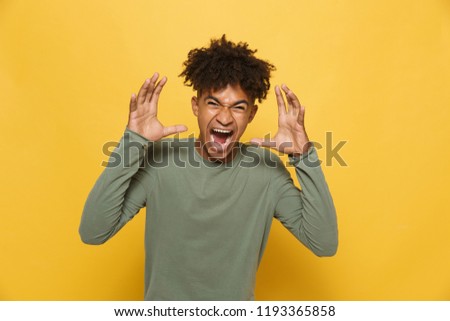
[79,128,338,300]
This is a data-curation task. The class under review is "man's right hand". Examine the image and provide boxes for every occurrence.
[127,73,188,141]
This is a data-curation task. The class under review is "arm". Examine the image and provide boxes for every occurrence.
[252,84,338,256]
[79,73,187,244]
[79,129,149,244]
[273,148,338,256]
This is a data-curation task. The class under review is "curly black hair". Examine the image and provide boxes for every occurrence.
[179,35,275,103]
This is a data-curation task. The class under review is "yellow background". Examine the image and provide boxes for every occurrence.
[1,0,449,300]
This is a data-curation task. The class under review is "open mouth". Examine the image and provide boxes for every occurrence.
[210,128,234,145]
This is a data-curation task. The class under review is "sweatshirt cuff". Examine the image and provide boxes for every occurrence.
[288,146,321,168]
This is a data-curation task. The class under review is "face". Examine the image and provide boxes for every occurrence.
[191,84,258,162]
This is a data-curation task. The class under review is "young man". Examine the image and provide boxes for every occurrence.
[79,35,338,300]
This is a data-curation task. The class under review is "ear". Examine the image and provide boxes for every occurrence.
[248,105,258,123]
[191,96,199,116]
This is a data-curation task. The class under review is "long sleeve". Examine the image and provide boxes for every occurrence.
[273,147,338,257]
[79,128,150,245]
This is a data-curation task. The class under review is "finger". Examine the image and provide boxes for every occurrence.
[149,76,167,107]
[145,72,160,103]
[281,84,294,114]
[275,86,287,116]
[162,124,188,137]
[298,104,306,124]
[129,93,137,112]
[281,84,301,114]
[137,78,151,105]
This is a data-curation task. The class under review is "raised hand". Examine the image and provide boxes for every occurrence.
[251,84,311,155]
[127,73,188,141]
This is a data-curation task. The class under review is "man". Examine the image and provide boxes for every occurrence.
[79,35,338,300]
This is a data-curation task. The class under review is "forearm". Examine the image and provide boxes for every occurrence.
[292,147,338,256]
[79,128,149,244]
[275,147,338,256]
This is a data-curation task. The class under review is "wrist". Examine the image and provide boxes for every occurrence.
[289,141,311,157]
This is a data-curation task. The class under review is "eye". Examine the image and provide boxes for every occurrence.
[207,101,219,107]
[233,106,246,111]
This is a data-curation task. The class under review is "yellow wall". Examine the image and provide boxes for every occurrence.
[1,0,449,300]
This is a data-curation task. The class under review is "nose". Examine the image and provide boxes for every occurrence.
[216,107,233,126]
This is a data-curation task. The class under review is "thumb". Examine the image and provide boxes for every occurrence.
[162,124,188,137]
[250,137,276,148]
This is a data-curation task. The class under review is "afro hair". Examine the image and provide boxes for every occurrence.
[179,35,275,103]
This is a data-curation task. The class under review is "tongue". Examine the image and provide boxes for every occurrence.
[214,132,229,144]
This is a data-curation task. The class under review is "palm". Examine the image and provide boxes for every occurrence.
[273,112,307,154]
[127,73,187,141]
[128,104,165,141]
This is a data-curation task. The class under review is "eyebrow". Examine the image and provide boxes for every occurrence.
[205,95,250,107]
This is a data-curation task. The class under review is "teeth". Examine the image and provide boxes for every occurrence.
[212,129,232,134]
